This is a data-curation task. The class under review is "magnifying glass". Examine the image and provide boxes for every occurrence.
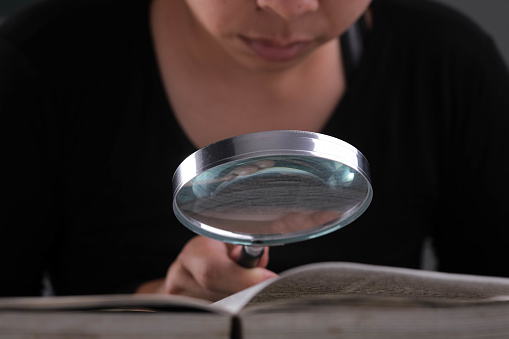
[172,130,372,268]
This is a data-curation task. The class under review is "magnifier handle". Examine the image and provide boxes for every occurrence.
[238,245,265,268]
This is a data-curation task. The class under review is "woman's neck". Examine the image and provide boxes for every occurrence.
[151,0,344,98]
[149,0,346,147]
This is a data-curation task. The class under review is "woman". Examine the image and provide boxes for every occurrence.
[1,0,508,301]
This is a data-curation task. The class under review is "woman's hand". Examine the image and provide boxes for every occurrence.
[136,236,277,301]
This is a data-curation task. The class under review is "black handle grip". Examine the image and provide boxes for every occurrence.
[238,246,265,268]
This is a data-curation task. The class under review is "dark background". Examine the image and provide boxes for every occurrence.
[0,0,42,20]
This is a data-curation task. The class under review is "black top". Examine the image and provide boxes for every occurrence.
[1,0,509,297]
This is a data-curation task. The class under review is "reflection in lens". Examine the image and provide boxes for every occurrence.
[175,156,369,236]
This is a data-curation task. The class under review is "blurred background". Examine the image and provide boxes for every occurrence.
[1,0,507,67]
[0,0,41,21]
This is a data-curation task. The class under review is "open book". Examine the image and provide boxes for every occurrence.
[2,262,509,339]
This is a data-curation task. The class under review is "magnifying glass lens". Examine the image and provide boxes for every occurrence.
[174,153,371,246]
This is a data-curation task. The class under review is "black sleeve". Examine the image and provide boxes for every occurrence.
[433,36,509,277]
[0,37,60,296]
[0,0,189,296]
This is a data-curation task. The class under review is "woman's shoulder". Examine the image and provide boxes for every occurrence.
[1,0,107,40]
[0,0,148,57]
[0,0,151,79]
[372,0,494,49]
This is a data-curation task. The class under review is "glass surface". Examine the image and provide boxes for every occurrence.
[173,155,372,245]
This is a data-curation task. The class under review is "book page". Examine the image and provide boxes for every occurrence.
[212,277,279,313]
[246,262,509,306]
[214,262,509,313]
[0,294,226,314]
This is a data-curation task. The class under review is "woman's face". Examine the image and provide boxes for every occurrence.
[184,0,372,71]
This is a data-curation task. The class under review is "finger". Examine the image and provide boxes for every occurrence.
[272,212,315,233]
[311,210,342,224]
[181,237,277,295]
[165,258,227,301]
[257,246,271,268]
[285,212,316,231]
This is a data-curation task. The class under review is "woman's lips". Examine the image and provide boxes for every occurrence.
[240,36,312,62]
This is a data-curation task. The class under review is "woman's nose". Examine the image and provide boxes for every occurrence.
[256,0,319,20]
